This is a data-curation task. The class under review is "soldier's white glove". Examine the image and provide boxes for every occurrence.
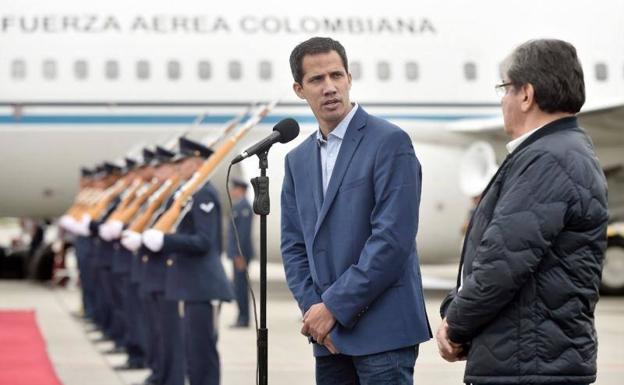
[58,215,74,231]
[107,220,124,240]
[59,215,83,234]
[121,230,142,252]
[98,222,114,241]
[143,229,164,252]
[75,214,92,236]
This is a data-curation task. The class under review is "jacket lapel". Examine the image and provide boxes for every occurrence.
[309,137,323,215]
[313,107,367,238]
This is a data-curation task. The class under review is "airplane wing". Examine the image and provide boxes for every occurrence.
[444,100,624,220]
[445,100,624,145]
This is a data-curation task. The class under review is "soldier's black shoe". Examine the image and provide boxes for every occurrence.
[229,321,250,328]
[91,336,111,343]
[113,361,146,370]
[103,346,126,354]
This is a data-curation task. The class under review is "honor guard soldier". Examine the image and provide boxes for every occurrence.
[73,167,96,321]
[108,156,148,370]
[91,162,126,349]
[143,137,234,385]
[124,148,160,384]
[227,177,254,328]
[126,145,186,385]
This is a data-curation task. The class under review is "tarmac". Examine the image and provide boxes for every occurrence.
[1,277,623,385]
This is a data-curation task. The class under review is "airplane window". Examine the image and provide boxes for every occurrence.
[105,60,119,80]
[137,60,150,80]
[405,62,419,81]
[74,60,88,80]
[259,61,272,80]
[43,59,57,80]
[167,61,181,80]
[464,62,477,81]
[377,61,391,81]
[11,59,26,80]
[350,61,362,80]
[198,61,211,80]
[229,61,242,80]
[595,63,608,81]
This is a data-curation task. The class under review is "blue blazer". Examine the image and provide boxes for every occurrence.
[281,106,431,357]
[164,182,234,302]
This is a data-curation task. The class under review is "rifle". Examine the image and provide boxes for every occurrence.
[107,178,143,219]
[152,101,277,233]
[127,108,252,232]
[87,177,130,220]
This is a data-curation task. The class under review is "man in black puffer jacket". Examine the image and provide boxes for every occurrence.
[437,39,609,385]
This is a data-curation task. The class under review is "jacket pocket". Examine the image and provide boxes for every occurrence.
[339,176,367,192]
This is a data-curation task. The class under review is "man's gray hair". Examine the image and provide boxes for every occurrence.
[502,39,585,113]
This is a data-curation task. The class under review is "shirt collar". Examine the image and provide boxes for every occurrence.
[316,103,358,145]
[506,124,544,153]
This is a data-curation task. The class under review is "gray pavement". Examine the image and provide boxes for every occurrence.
[1,279,623,385]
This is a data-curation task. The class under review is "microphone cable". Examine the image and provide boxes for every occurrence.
[225,163,261,385]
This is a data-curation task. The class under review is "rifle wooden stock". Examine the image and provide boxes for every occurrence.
[128,176,181,233]
[107,179,143,221]
[115,181,161,224]
[152,101,276,233]
[87,178,130,220]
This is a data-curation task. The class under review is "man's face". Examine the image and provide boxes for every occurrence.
[500,78,525,138]
[154,163,175,182]
[229,186,245,201]
[293,51,352,132]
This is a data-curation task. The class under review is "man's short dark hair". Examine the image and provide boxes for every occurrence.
[289,37,349,84]
[504,39,585,113]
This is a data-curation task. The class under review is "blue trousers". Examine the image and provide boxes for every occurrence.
[74,237,95,319]
[181,301,220,385]
[315,345,418,385]
[233,264,250,325]
[124,279,146,365]
[154,293,185,385]
[94,266,114,337]
[111,272,128,348]
[143,292,162,385]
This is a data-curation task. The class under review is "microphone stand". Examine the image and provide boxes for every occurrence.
[251,150,270,385]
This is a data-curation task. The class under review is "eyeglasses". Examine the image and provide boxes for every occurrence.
[494,81,513,98]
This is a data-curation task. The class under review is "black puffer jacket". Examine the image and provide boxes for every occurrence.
[441,117,608,385]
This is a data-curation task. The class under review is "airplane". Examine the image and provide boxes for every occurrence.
[0,0,623,292]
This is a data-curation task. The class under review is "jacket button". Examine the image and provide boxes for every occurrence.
[142,255,148,263]
[166,259,173,267]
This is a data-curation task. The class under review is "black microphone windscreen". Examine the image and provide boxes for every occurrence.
[274,118,300,143]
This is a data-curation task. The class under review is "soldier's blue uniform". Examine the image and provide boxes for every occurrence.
[74,168,96,320]
[90,193,122,345]
[226,193,254,327]
[74,234,95,319]
[141,147,186,385]
[111,157,147,369]
[164,181,234,385]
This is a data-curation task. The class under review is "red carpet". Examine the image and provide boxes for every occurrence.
[0,310,63,385]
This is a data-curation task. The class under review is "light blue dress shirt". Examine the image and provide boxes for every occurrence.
[316,103,359,195]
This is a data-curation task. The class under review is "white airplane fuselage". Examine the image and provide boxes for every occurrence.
[1,0,622,263]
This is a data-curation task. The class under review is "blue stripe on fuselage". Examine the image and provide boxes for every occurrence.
[0,113,496,125]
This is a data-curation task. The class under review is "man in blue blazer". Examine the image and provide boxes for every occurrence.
[281,37,431,384]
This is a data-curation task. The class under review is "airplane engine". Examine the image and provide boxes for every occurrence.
[459,141,498,198]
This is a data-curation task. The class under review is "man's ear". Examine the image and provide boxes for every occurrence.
[521,83,535,113]
[293,82,305,100]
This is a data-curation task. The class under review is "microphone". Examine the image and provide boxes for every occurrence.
[231,118,299,164]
